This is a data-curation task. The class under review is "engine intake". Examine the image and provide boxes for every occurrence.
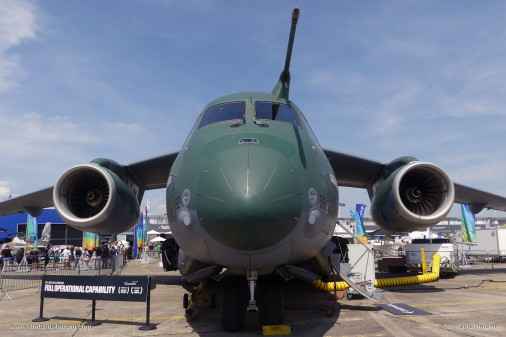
[371,162,454,232]
[53,164,140,234]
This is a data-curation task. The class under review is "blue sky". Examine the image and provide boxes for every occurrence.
[1,0,505,218]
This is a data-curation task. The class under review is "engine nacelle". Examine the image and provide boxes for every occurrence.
[370,161,455,232]
[53,163,140,234]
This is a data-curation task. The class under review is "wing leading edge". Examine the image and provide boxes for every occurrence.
[323,148,506,213]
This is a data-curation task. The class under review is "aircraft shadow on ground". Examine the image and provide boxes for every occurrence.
[382,284,445,293]
[181,276,348,336]
[150,275,185,286]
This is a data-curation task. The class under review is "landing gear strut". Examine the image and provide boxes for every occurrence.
[183,280,216,318]
[247,270,258,312]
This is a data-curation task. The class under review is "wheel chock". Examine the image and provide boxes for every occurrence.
[262,324,291,335]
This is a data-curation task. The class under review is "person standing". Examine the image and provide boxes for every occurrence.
[1,245,13,271]
[95,245,102,269]
[43,244,52,270]
[29,247,39,270]
[16,247,24,265]
[101,243,110,269]
[52,247,60,269]
[74,246,82,269]
[62,246,71,269]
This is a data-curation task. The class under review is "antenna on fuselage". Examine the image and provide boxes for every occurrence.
[272,7,300,100]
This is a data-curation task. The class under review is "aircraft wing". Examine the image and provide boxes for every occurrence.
[0,187,54,217]
[323,148,383,189]
[323,148,506,213]
[453,184,506,213]
[0,151,180,217]
[126,151,179,190]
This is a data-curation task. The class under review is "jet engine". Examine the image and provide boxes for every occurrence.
[53,163,141,234]
[370,161,454,232]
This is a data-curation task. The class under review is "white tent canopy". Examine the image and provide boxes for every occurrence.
[147,230,160,235]
[149,236,166,242]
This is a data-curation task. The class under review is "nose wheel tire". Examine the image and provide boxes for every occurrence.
[221,284,246,332]
[183,293,189,308]
[258,284,284,326]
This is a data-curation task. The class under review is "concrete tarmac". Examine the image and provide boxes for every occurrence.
[1,260,505,336]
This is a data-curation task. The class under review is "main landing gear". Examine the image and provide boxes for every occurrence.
[183,280,216,318]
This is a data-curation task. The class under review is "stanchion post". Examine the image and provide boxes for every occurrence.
[32,278,49,322]
[86,299,102,326]
[139,276,156,330]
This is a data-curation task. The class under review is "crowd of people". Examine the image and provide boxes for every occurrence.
[0,241,129,272]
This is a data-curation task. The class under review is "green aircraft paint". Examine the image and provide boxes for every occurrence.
[166,92,338,251]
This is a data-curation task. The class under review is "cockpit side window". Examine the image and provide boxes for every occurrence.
[198,102,245,129]
[255,101,302,128]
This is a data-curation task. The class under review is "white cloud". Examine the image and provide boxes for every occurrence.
[0,0,38,91]
[0,180,11,200]
[0,111,97,161]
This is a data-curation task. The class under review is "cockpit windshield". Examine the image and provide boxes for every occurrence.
[198,102,245,129]
[255,101,301,128]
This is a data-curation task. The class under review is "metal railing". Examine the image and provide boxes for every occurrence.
[0,254,125,300]
[461,250,506,264]
[139,250,161,264]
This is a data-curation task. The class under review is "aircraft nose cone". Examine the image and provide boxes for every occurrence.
[195,145,301,251]
[234,194,259,218]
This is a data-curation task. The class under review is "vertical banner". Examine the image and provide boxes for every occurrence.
[40,222,51,246]
[82,231,99,251]
[26,213,38,248]
[350,204,368,244]
[134,212,144,258]
[143,206,148,247]
[461,204,476,243]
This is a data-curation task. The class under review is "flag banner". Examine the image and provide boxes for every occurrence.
[134,213,144,258]
[143,207,148,246]
[26,213,38,248]
[350,204,368,244]
[461,204,476,243]
[82,231,99,251]
[40,222,51,246]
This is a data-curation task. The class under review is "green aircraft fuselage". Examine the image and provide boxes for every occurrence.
[166,92,339,270]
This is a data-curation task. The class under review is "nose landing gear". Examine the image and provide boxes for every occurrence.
[221,270,285,332]
[183,270,286,332]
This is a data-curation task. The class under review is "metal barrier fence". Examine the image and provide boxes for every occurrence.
[373,245,405,259]
[0,254,125,300]
[139,250,161,264]
[462,250,506,263]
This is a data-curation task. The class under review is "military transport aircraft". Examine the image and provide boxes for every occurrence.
[2,8,506,332]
